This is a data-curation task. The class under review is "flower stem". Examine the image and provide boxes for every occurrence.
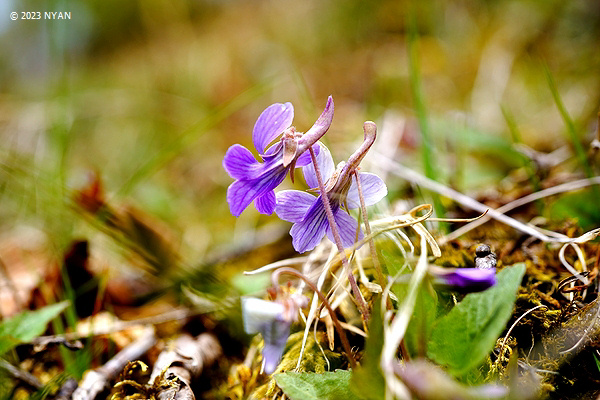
[272,267,357,369]
[353,170,391,310]
[309,147,370,323]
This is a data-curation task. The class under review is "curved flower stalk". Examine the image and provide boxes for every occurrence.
[223,97,334,217]
[275,123,387,253]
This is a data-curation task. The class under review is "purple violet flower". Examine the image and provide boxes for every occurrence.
[429,265,497,292]
[223,97,334,217]
[275,123,387,253]
[241,294,307,374]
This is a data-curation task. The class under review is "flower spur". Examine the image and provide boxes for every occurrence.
[275,122,387,253]
[223,97,334,217]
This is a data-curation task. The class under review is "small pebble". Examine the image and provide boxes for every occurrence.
[475,244,497,269]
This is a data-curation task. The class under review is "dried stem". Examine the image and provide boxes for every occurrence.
[441,176,600,244]
[36,308,191,342]
[308,147,370,322]
[353,172,410,359]
[353,170,389,310]
[375,153,600,244]
[0,358,43,390]
[272,267,357,369]
[149,333,222,400]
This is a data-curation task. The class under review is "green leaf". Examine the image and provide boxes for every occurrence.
[350,297,386,400]
[275,370,360,400]
[0,301,70,356]
[547,191,600,231]
[427,264,525,376]
[594,351,600,373]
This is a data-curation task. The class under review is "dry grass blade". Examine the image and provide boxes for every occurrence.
[376,153,600,245]
[442,177,600,243]
[243,257,312,275]
[357,204,438,256]
[381,234,429,399]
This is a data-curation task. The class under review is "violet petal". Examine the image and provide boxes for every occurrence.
[326,208,363,248]
[253,102,294,155]
[263,141,283,157]
[275,190,316,223]
[255,190,276,215]
[346,172,387,209]
[241,297,285,334]
[433,267,497,292]
[289,198,329,253]
[240,297,292,374]
[302,143,335,189]
[223,144,262,180]
[226,165,287,217]
[261,319,292,374]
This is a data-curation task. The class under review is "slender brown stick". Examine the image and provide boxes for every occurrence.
[36,308,191,342]
[0,358,43,390]
[308,147,370,322]
[272,267,357,369]
[353,170,390,310]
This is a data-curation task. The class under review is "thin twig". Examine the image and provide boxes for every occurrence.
[72,326,157,400]
[36,308,191,342]
[0,358,43,390]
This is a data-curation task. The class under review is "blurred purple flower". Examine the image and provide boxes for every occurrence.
[430,266,496,292]
[223,97,334,217]
[241,294,307,374]
[275,126,387,253]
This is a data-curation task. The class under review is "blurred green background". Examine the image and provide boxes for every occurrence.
[1,0,599,271]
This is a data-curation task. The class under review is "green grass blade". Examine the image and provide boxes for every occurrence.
[544,64,593,178]
[501,105,543,206]
[407,9,446,226]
